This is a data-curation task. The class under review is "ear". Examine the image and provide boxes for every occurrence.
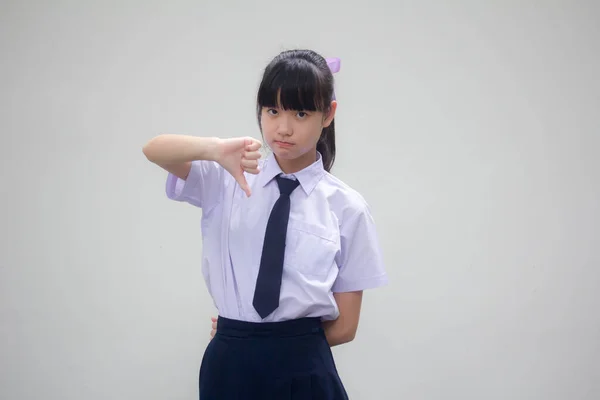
[322,100,337,128]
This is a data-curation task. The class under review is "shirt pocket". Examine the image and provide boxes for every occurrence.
[284,219,339,277]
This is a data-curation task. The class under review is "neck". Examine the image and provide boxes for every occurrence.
[275,150,317,174]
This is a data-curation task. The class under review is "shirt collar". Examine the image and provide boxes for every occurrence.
[257,152,326,196]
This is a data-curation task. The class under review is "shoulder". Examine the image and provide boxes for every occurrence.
[319,172,372,220]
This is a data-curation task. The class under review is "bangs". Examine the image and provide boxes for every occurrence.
[257,59,329,112]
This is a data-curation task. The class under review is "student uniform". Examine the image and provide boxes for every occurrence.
[165,152,388,399]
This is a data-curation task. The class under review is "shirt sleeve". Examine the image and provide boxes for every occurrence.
[165,160,224,210]
[332,204,388,293]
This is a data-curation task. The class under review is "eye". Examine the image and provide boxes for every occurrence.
[296,111,308,119]
[266,108,278,116]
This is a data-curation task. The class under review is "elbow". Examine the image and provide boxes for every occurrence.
[142,136,162,162]
[142,143,151,160]
[142,143,154,161]
[329,326,357,346]
[342,328,357,344]
[334,331,356,346]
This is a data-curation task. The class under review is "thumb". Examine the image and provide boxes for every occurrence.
[235,170,251,197]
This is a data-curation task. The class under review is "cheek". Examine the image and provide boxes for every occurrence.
[260,120,274,137]
[295,127,321,151]
[306,122,324,142]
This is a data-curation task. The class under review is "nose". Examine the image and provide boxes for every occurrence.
[277,115,292,136]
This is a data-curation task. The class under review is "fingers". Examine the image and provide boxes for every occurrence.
[243,150,262,160]
[236,138,262,197]
[241,158,259,170]
[245,138,262,152]
[243,168,260,175]
[241,150,261,178]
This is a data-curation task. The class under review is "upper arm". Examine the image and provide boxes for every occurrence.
[159,162,192,180]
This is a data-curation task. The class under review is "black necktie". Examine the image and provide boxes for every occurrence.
[253,175,300,319]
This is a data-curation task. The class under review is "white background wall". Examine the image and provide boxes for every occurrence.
[1,1,599,399]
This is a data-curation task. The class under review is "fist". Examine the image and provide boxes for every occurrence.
[216,137,262,197]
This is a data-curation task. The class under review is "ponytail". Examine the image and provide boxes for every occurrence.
[317,118,336,172]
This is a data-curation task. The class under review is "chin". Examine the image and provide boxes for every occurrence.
[273,148,295,157]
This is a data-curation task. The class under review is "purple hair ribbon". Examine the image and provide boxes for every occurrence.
[326,57,340,100]
[326,57,341,73]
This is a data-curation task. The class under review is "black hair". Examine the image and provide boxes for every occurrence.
[256,49,336,172]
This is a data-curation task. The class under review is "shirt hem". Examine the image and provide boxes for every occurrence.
[331,274,389,293]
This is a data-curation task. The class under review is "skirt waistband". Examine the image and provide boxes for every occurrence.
[216,316,323,338]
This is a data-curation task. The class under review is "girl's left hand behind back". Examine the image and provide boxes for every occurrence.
[210,316,217,339]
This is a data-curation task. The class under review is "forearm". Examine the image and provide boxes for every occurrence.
[143,134,221,164]
[322,319,356,347]
[322,291,363,347]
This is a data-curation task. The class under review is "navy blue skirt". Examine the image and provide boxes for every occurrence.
[198,316,349,399]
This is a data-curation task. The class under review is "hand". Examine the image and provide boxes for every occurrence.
[216,137,262,197]
[210,316,217,339]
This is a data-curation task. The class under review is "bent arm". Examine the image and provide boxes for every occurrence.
[323,291,363,346]
[142,134,222,179]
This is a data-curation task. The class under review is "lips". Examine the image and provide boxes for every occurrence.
[274,140,294,147]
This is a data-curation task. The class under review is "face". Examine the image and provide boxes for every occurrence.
[260,101,337,172]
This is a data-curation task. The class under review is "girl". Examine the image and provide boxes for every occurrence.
[143,49,388,399]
